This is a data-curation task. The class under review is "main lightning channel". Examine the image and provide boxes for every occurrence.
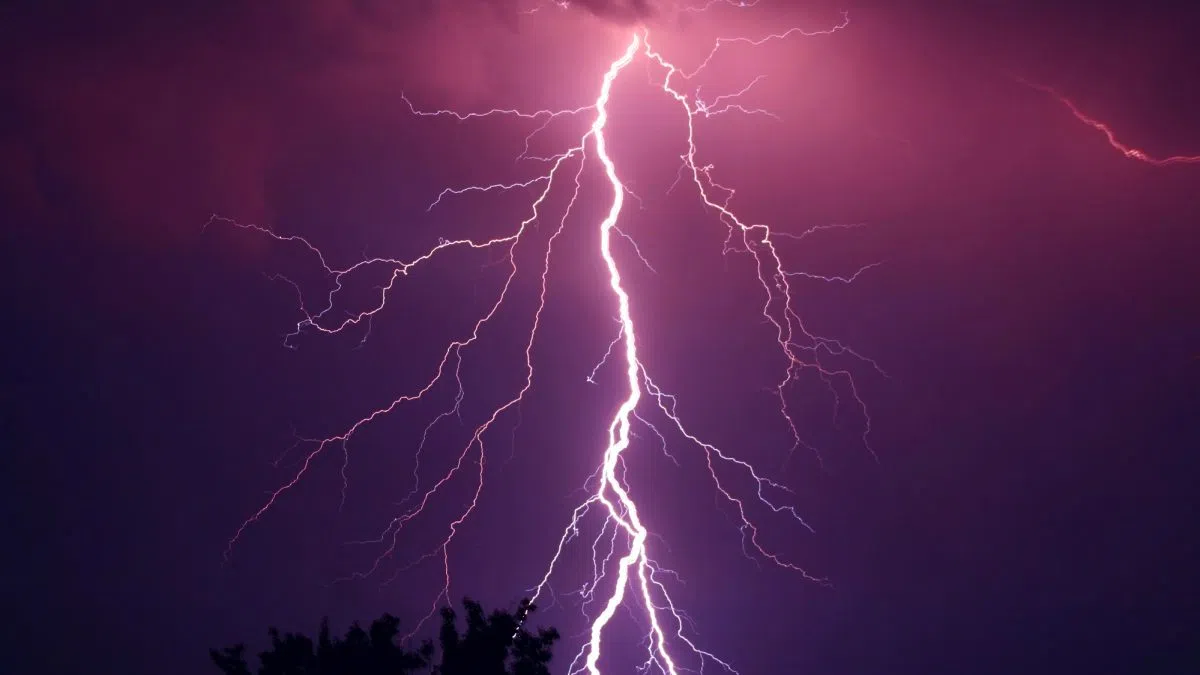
[576,32,680,675]
[218,9,877,674]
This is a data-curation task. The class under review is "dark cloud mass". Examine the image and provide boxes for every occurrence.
[0,0,685,245]
[569,0,657,22]
[477,0,659,23]
[0,0,639,241]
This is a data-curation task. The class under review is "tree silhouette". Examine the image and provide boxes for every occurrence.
[211,598,559,675]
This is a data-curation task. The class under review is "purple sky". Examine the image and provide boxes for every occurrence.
[3,2,1199,674]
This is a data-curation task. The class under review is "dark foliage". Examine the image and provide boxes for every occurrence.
[211,598,559,675]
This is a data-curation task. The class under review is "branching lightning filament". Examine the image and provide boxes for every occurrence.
[216,9,883,674]
[1014,75,1200,165]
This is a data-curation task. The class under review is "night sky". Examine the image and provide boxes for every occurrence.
[3,2,1199,674]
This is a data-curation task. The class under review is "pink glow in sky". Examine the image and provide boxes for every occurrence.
[3,3,1198,674]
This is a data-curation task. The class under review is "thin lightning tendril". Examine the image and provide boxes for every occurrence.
[217,7,887,673]
[1015,76,1200,165]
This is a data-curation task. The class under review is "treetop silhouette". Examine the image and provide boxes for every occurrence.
[211,598,559,675]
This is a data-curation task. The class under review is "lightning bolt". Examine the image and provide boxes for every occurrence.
[1016,76,1200,166]
[216,7,881,673]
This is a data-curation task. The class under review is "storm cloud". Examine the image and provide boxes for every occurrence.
[0,0,654,241]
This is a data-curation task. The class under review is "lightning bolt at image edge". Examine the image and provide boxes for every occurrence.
[1014,75,1200,165]
[214,8,890,674]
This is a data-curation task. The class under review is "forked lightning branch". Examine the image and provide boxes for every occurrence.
[216,8,885,674]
